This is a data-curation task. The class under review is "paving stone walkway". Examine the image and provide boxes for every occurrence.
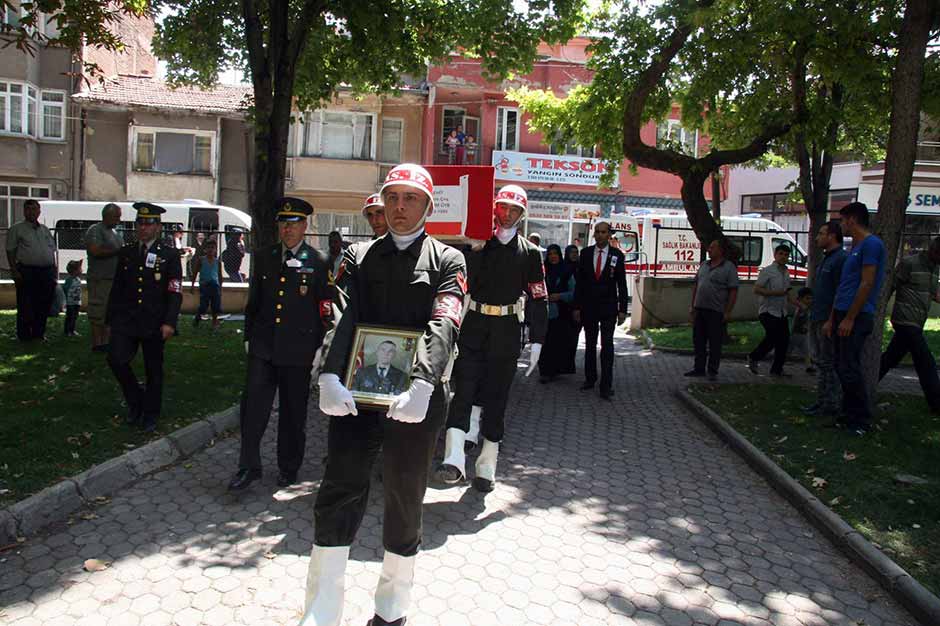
[0,330,922,625]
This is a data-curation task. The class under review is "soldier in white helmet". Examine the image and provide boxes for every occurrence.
[300,164,467,626]
[363,193,388,238]
[434,184,548,492]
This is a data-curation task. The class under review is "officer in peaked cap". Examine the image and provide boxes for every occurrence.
[228,196,333,492]
[106,202,183,432]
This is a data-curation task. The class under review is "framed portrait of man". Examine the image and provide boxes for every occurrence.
[344,325,422,409]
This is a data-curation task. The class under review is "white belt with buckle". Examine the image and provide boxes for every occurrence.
[469,299,519,317]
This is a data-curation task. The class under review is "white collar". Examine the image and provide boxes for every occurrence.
[495,226,517,245]
[391,228,424,251]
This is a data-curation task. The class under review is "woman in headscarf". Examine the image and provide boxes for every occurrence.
[559,244,581,374]
[538,244,577,382]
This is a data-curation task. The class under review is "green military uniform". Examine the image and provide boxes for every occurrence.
[106,203,182,431]
[230,198,332,490]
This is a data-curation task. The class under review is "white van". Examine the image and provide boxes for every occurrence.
[37,199,252,279]
[601,211,809,289]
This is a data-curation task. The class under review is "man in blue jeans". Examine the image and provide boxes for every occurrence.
[824,202,886,435]
[804,221,848,417]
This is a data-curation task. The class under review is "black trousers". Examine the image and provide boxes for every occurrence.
[238,356,311,475]
[833,310,874,427]
[583,315,616,391]
[692,308,725,374]
[880,323,940,411]
[749,312,790,374]
[107,330,165,425]
[538,316,571,378]
[15,264,56,341]
[314,386,446,556]
[447,313,520,443]
[64,305,79,335]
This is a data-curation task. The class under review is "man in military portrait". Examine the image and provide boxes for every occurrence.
[352,340,408,395]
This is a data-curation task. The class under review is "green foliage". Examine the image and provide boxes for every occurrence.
[512,0,902,179]
[1,1,149,76]
[152,0,588,107]
[0,311,245,506]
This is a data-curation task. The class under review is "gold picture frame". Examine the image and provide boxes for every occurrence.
[344,324,422,409]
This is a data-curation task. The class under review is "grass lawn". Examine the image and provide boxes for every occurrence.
[647,318,940,357]
[690,383,940,596]
[0,310,246,508]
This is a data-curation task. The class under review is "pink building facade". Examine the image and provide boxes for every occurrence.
[422,39,707,248]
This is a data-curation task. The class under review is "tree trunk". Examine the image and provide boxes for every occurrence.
[681,171,723,249]
[249,91,293,248]
[866,0,936,392]
[711,172,721,221]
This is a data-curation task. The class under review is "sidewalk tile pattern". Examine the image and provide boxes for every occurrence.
[0,332,918,625]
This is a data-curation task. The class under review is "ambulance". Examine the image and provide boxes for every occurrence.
[601,211,809,286]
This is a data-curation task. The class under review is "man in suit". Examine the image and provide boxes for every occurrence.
[574,220,629,400]
[106,202,183,431]
[352,340,408,395]
[228,197,333,491]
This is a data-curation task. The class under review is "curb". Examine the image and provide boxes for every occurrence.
[675,388,940,626]
[0,403,240,546]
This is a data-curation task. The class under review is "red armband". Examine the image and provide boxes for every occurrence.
[456,270,468,296]
[167,279,182,294]
[432,293,463,326]
[319,299,333,320]
[528,280,547,299]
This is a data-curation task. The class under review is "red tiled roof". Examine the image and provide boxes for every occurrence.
[73,75,251,115]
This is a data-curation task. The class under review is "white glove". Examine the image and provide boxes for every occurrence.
[244,341,249,355]
[525,343,542,377]
[318,373,358,416]
[387,378,434,423]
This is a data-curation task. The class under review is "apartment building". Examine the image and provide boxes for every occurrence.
[424,39,697,248]
[284,87,427,237]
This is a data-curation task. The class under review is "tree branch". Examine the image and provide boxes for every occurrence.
[242,0,270,99]
[621,1,714,163]
[700,119,792,170]
[287,0,327,66]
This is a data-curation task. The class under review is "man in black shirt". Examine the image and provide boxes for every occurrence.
[435,185,548,493]
[300,164,466,626]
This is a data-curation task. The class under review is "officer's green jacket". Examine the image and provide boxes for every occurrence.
[245,241,332,367]
[106,240,183,336]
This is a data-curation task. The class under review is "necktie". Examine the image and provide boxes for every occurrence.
[595,249,602,280]
[284,249,294,264]
[379,368,387,379]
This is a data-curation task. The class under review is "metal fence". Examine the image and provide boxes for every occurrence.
[0,227,372,279]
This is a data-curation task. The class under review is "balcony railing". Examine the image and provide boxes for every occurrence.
[916,141,940,163]
[438,143,480,165]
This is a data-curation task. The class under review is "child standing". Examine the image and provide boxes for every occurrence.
[790,287,814,373]
[445,129,460,164]
[63,260,83,337]
[191,239,223,329]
